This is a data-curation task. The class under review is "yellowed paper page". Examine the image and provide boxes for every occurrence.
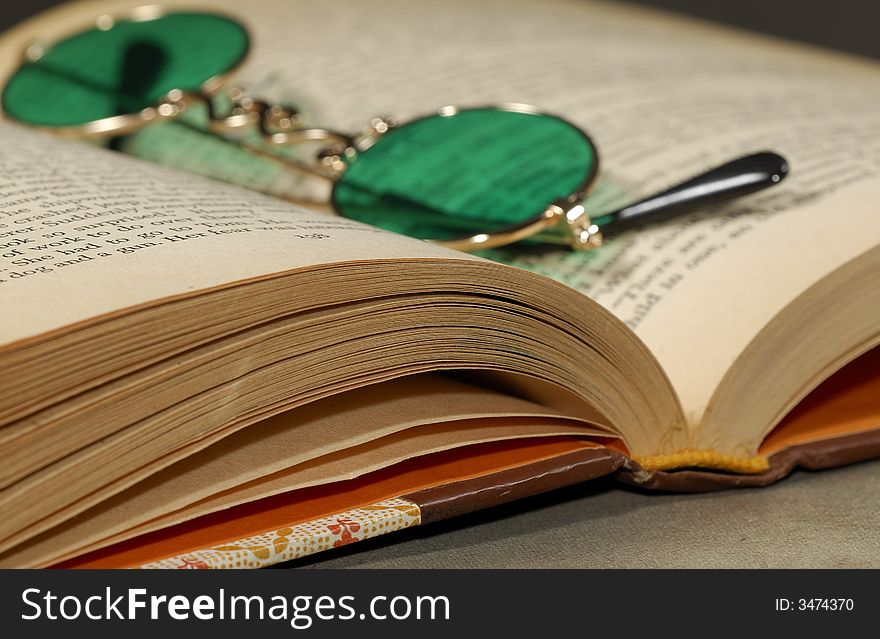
[216,0,880,429]
[3,0,879,443]
[0,123,474,345]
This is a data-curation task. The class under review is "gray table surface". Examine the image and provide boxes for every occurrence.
[297,459,880,568]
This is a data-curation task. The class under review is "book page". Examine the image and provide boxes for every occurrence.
[0,123,467,345]
[3,0,880,428]
[193,0,878,427]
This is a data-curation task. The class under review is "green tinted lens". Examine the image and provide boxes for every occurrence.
[2,12,248,127]
[332,108,597,241]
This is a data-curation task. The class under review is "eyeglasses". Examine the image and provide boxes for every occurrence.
[1,8,789,252]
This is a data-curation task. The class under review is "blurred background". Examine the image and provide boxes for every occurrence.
[1,0,879,60]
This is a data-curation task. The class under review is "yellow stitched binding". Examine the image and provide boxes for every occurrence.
[633,449,770,474]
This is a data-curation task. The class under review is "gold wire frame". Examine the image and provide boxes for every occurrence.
[1,7,605,252]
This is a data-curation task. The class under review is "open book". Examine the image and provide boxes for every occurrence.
[1,0,879,568]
